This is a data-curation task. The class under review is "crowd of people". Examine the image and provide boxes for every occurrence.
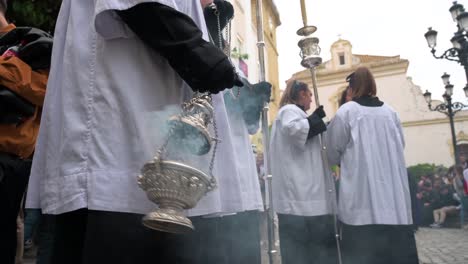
[413,163,468,228]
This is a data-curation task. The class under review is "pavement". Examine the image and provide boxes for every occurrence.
[416,227,468,264]
[22,226,468,264]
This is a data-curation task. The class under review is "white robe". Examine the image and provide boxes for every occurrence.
[223,89,264,212]
[326,101,413,225]
[26,0,243,217]
[270,104,331,216]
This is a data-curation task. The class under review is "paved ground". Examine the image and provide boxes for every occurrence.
[416,227,468,264]
[22,226,468,264]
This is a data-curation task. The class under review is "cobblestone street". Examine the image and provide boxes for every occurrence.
[416,227,468,264]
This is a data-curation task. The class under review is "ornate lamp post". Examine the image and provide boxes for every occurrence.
[423,73,468,165]
[424,1,468,83]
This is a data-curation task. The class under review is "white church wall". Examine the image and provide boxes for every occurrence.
[403,118,468,166]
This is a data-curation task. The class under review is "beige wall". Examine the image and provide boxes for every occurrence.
[230,0,281,154]
[232,0,280,123]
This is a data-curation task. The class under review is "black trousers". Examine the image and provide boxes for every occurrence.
[341,224,419,264]
[278,214,337,264]
[52,209,261,264]
[52,209,185,264]
[0,153,32,264]
[186,211,262,264]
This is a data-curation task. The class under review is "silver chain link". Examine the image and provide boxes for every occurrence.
[214,3,240,99]
[205,1,239,182]
[223,18,232,56]
[208,109,218,182]
[214,5,223,52]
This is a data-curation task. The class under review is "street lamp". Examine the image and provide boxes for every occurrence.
[442,72,451,86]
[423,73,468,165]
[425,1,468,83]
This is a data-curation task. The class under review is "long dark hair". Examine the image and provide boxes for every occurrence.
[279,79,309,107]
[339,86,349,106]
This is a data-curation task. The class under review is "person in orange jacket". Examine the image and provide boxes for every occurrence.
[0,1,50,263]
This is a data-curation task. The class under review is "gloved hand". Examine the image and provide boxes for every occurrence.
[307,106,327,139]
[171,40,242,94]
[312,105,326,119]
[199,62,243,94]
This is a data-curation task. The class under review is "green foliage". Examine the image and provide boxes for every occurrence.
[407,163,448,181]
[7,0,62,33]
[231,47,249,60]
[331,165,339,173]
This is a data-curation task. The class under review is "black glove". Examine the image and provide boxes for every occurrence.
[307,111,327,139]
[171,41,243,93]
[312,105,326,119]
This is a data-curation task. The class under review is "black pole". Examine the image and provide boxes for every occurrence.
[462,40,468,84]
[447,96,459,165]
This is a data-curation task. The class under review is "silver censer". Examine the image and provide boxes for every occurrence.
[138,94,218,234]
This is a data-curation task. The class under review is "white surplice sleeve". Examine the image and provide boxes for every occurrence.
[279,108,310,149]
[326,114,350,166]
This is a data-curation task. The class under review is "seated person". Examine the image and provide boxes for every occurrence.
[430,169,462,228]
[430,197,461,228]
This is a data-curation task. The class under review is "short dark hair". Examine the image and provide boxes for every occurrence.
[0,0,7,14]
[346,67,377,98]
[279,79,309,107]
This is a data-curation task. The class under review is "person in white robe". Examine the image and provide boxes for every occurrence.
[326,66,418,264]
[220,72,271,263]
[25,0,242,263]
[170,2,269,263]
[270,79,337,264]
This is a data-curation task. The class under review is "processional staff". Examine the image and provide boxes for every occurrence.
[297,1,343,263]
[255,1,277,264]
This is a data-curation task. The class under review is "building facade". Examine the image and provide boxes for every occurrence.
[292,39,468,167]
[228,0,281,152]
[229,0,281,120]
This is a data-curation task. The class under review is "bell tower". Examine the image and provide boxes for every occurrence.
[329,39,353,70]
